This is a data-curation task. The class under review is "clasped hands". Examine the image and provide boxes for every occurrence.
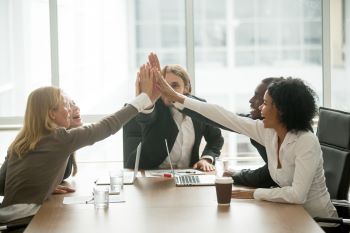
[135,53,184,106]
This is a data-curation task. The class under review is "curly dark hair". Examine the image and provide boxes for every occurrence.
[267,77,318,132]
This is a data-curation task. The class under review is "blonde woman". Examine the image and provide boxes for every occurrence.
[0,64,159,226]
[61,100,82,181]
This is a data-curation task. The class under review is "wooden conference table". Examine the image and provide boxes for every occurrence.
[24,163,324,233]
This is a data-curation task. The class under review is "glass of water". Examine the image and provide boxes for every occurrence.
[93,186,109,209]
[109,169,124,194]
[215,157,236,177]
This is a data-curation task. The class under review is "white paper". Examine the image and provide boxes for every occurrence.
[95,171,142,185]
[145,169,203,177]
[63,195,125,205]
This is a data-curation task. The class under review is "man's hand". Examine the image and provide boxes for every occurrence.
[193,158,215,172]
[53,185,75,194]
[231,189,255,199]
[223,170,235,177]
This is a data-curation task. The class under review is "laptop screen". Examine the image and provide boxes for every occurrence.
[164,139,176,177]
[134,142,142,178]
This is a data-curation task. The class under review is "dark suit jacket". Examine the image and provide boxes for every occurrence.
[125,96,224,169]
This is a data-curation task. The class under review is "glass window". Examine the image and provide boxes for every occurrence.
[55,0,186,162]
[0,0,328,165]
[281,22,301,46]
[135,0,186,67]
[0,131,18,162]
[304,22,322,45]
[0,0,51,117]
[331,0,350,111]
[234,0,255,19]
[235,23,255,46]
[194,0,322,160]
[256,0,279,18]
[257,22,279,46]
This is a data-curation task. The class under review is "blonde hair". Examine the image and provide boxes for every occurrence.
[162,64,192,93]
[9,86,63,157]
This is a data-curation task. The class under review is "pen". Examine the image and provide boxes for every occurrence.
[176,171,196,174]
[163,173,173,178]
[150,172,173,177]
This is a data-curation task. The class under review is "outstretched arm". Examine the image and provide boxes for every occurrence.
[156,76,266,145]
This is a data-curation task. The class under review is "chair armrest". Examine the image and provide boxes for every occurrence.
[332,199,350,207]
[0,223,28,231]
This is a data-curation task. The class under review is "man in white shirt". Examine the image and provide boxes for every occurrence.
[125,64,223,171]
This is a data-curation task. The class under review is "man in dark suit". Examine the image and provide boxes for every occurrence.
[125,64,223,171]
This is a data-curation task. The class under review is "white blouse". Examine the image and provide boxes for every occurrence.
[174,97,337,218]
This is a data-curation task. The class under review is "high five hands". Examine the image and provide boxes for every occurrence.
[138,52,185,105]
[135,63,161,105]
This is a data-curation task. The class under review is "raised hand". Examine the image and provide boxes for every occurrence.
[150,68,161,102]
[138,64,161,103]
[156,74,185,104]
[148,52,161,71]
[135,72,141,96]
[139,64,153,99]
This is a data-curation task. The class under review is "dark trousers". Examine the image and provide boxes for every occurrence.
[232,163,278,188]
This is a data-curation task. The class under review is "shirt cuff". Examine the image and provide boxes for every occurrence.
[141,104,155,114]
[173,101,185,110]
[172,94,189,110]
[200,155,214,164]
[128,93,152,112]
[253,188,266,200]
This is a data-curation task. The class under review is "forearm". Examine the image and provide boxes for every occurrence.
[66,94,151,153]
[174,97,265,145]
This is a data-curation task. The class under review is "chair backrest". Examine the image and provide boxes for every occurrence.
[317,107,350,200]
[123,117,142,168]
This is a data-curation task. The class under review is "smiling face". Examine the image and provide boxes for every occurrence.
[161,72,189,106]
[249,82,267,120]
[259,91,281,129]
[69,100,82,128]
[49,96,71,128]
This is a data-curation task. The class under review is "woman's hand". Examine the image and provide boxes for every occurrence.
[148,52,161,71]
[135,72,141,96]
[156,75,185,104]
[53,185,75,194]
[139,64,161,103]
[223,170,235,177]
[231,189,255,199]
[193,159,215,172]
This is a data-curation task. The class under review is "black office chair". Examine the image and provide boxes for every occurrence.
[314,107,350,232]
[0,223,28,232]
[122,117,142,168]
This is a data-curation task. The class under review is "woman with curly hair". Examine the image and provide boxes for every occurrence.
[157,76,337,219]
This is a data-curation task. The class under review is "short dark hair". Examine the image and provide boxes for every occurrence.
[267,77,318,132]
[262,77,284,87]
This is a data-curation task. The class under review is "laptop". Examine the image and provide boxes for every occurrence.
[165,139,215,186]
[96,142,142,185]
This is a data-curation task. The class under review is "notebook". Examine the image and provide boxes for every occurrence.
[95,142,142,185]
[165,139,215,186]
